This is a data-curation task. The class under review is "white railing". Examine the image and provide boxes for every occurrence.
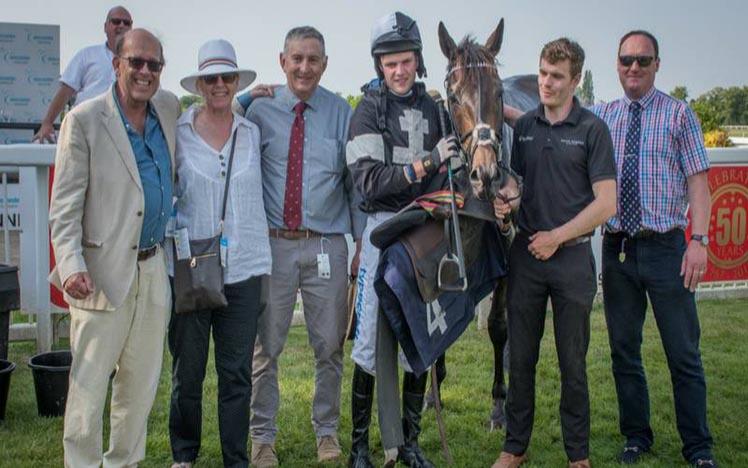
[0,144,54,352]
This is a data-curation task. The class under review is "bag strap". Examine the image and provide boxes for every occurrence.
[218,128,239,234]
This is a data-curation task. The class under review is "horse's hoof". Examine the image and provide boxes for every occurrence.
[487,399,506,431]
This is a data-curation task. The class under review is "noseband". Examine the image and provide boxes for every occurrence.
[443,61,521,202]
[443,62,503,163]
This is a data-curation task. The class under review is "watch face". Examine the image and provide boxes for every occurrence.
[692,234,708,246]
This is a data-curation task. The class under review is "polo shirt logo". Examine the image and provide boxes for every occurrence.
[518,135,534,142]
[560,138,585,147]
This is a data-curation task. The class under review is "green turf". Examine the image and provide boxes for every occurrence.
[1,299,746,467]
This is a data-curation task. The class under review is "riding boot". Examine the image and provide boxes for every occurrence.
[397,372,435,468]
[349,364,375,468]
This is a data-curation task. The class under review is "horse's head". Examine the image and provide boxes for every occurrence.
[439,20,507,201]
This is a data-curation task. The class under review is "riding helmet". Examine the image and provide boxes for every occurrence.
[370,11,427,79]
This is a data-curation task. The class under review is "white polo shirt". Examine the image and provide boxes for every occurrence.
[60,43,115,106]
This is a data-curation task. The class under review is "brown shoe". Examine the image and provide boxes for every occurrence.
[251,442,278,468]
[492,451,528,468]
[569,459,591,468]
[317,435,342,462]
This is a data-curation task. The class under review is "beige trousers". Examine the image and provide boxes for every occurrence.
[63,249,171,468]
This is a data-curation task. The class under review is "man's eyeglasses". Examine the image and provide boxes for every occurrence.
[109,18,133,27]
[201,74,239,85]
[619,55,655,68]
[121,56,164,73]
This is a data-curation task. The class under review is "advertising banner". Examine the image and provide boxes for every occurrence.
[0,22,60,143]
[686,165,748,283]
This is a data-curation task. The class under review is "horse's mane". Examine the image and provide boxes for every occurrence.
[448,36,499,90]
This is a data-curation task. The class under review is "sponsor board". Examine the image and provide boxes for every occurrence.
[687,165,748,282]
[0,22,59,128]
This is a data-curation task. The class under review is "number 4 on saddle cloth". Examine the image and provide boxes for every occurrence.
[371,191,508,376]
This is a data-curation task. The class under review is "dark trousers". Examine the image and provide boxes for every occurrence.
[602,230,713,462]
[503,236,597,462]
[168,275,266,468]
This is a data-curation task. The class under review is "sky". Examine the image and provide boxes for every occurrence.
[4,0,748,102]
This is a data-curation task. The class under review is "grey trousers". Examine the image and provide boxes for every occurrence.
[250,235,349,443]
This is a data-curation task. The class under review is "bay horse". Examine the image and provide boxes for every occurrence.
[423,19,540,431]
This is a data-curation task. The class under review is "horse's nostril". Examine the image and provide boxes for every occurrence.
[470,168,481,182]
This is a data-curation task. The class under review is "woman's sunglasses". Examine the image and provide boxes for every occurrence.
[201,74,239,85]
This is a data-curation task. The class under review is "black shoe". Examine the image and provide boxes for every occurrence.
[397,372,435,468]
[348,365,375,468]
[692,458,718,468]
[618,445,648,464]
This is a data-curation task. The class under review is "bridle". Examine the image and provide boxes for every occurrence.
[443,59,521,203]
[444,62,502,164]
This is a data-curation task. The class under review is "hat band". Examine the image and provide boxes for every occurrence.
[199,57,237,70]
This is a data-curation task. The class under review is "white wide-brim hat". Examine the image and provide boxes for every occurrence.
[180,39,256,95]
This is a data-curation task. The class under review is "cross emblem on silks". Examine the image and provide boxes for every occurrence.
[393,109,430,164]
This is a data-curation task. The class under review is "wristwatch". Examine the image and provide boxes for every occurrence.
[690,234,709,247]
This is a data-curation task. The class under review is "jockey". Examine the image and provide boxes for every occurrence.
[345,11,459,468]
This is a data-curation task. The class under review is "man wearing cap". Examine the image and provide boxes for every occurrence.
[345,11,459,468]
[244,26,365,467]
[34,5,133,143]
[592,30,716,468]
[49,29,179,467]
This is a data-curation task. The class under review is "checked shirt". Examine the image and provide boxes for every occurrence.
[592,87,710,232]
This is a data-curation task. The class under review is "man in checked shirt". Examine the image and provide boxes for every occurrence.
[591,30,717,468]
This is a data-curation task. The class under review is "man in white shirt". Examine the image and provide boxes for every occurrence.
[33,5,132,143]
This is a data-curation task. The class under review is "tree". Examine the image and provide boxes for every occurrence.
[691,86,748,126]
[179,95,202,112]
[575,70,594,106]
[670,86,688,101]
[690,99,722,133]
[346,94,363,110]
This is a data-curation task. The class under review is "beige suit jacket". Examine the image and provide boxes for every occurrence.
[49,87,179,311]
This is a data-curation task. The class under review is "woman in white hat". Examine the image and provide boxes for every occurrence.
[167,39,271,468]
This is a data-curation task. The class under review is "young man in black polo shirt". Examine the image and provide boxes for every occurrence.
[492,38,617,468]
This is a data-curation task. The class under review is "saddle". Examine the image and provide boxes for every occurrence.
[370,192,496,303]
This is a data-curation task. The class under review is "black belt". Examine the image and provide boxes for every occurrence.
[137,244,158,261]
[604,228,679,240]
[517,230,590,248]
[561,236,591,248]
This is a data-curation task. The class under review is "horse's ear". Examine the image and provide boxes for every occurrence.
[438,21,457,59]
[485,18,504,57]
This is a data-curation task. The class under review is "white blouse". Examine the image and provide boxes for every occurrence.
[166,105,272,284]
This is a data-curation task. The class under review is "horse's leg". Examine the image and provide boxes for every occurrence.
[423,353,447,410]
[487,276,508,431]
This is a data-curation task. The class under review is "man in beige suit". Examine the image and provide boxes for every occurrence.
[49,29,179,467]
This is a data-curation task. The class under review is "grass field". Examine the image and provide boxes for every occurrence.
[1,298,747,467]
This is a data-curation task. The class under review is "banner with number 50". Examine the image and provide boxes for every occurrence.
[687,165,748,283]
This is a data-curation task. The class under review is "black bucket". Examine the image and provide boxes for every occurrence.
[0,359,15,420]
[0,264,20,361]
[28,350,72,417]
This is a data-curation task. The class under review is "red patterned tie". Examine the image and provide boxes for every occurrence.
[283,101,306,230]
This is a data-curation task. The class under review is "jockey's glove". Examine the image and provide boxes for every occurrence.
[422,135,459,174]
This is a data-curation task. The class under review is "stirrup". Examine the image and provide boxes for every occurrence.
[437,253,468,292]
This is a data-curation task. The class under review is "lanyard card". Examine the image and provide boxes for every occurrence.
[317,237,331,279]
[174,228,191,260]
[220,236,228,268]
